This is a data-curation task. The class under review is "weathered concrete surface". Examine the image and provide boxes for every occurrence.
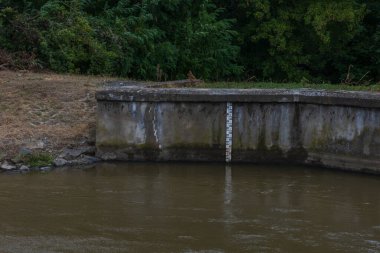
[232,103,380,172]
[96,85,380,173]
[97,102,225,161]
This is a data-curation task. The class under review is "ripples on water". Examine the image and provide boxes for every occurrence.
[0,163,379,253]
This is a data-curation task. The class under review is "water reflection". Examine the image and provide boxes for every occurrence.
[224,165,232,205]
[0,163,378,253]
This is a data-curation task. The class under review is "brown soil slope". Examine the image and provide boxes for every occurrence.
[0,70,115,158]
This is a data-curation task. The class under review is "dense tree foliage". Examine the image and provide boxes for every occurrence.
[0,0,378,82]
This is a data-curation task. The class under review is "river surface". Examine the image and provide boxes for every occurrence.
[0,163,379,253]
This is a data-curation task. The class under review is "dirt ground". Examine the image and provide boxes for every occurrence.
[0,70,116,159]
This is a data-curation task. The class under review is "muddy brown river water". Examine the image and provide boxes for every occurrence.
[0,163,379,253]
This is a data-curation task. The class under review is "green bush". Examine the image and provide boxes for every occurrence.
[39,0,116,74]
[0,0,378,82]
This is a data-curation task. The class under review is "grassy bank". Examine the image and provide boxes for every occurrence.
[200,82,380,92]
[0,70,115,159]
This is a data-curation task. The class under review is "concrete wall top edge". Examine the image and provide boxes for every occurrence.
[96,86,380,108]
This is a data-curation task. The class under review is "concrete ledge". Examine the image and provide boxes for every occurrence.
[97,83,380,108]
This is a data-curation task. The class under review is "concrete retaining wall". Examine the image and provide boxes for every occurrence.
[96,83,380,173]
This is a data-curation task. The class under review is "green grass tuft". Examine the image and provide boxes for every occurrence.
[23,153,53,167]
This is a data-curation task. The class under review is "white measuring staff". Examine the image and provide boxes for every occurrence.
[225,102,233,163]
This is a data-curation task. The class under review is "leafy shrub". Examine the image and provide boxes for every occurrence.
[0,0,378,82]
[39,0,116,74]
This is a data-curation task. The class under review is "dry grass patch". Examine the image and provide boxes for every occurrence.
[0,70,117,158]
